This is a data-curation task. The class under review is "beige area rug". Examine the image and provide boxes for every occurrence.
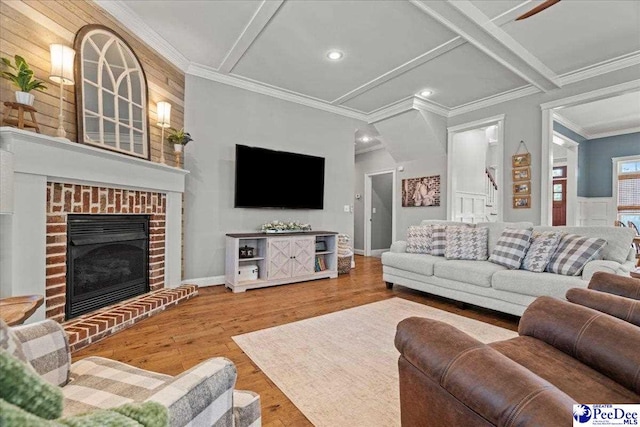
[233,297,518,427]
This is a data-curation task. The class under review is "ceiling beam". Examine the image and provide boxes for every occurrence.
[218,0,284,74]
[331,38,465,105]
[491,1,536,26]
[410,0,561,91]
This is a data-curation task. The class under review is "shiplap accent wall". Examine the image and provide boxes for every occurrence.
[0,0,184,166]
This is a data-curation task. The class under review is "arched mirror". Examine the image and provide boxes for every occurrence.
[74,25,150,159]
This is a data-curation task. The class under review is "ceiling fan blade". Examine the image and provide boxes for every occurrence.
[516,0,561,21]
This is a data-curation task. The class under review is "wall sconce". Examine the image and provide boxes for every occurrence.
[156,101,171,164]
[49,44,75,140]
[0,148,14,214]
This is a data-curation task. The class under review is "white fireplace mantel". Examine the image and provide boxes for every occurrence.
[0,127,188,322]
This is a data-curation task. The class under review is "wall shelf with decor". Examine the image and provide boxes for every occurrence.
[225,231,338,292]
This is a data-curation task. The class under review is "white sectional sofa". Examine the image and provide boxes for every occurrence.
[382,221,637,316]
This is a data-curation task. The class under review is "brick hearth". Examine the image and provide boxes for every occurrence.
[64,285,198,353]
[45,182,167,322]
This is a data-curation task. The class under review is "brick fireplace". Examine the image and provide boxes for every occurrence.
[45,183,167,322]
[1,128,191,350]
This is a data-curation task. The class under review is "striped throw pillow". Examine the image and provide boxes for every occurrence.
[406,225,432,254]
[488,228,532,269]
[430,225,447,256]
[546,234,607,276]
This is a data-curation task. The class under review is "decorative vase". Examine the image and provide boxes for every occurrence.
[173,144,183,153]
[15,91,34,106]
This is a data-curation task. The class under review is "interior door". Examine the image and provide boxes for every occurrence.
[267,238,292,280]
[552,166,567,226]
[290,237,315,277]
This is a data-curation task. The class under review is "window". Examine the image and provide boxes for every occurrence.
[75,25,149,159]
[616,156,640,229]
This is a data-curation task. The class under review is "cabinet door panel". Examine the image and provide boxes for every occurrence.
[291,237,315,277]
[268,238,291,280]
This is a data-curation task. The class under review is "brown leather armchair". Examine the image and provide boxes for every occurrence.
[566,272,640,327]
[395,297,640,427]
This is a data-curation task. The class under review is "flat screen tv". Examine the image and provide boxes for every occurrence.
[235,145,325,209]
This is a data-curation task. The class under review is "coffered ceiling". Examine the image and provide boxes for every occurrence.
[97,0,640,122]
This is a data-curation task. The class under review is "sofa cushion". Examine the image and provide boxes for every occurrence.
[521,230,563,272]
[434,260,506,288]
[534,226,634,263]
[489,228,532,269]
[492,270,584,298]
[546,234,607,276]
[63,356,171,416]
[420,220,472,227]
[476,222,534,253]
[445,227,489,261]
[381,252,444,276]
[406,225,432,254]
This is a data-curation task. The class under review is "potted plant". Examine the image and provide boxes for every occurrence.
[167,128,193,152]
[1,55,47,106]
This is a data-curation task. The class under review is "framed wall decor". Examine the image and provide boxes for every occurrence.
[513,181,531,195]
[74,24,150,159]
[512,153,531,167]
[402,175,441,207]
[513,195,531,209]
[512,167,531,182]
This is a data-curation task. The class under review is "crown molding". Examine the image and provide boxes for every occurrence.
[412,98,450,117]
[448,86,539,117]
[541,79,640,110]
[93,0,191,71]
[553,113,590,139]
[187,63,368,121]
[366,97,415,124]
[558,51,640,86]
[588,126,640,140]
[355,143,386,155]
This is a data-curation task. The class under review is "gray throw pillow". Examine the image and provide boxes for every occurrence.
[405,225,432,254]
[522,231,563,272]
[445,226,489,260]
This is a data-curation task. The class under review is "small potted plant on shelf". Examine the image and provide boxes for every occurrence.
[260,220,312,234]
[167,127,193,152]
[1,55,47,106]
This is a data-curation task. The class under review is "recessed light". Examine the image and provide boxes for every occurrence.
[419,90,433,97]
[362,136,371,143]
[327,50,344,61]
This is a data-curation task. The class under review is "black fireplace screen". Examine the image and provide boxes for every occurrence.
[66,215,149,319]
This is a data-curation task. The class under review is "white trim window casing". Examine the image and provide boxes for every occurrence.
[613,155,640,227]
[80,29,148,159]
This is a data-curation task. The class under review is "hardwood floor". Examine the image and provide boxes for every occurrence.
[73,256,519,426]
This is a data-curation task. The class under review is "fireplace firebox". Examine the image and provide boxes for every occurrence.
[66,215,150,320]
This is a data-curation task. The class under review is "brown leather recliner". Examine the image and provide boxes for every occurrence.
[395,297,640,427]
[567,272,640,327]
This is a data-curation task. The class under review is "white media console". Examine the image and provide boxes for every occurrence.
[225,231,338,293]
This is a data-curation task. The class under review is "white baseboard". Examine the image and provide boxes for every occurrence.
[354,249,365,256]
[181,275,225,287]
[370,248,390,257]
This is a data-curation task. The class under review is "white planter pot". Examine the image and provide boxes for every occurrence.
[173,144,183,153]
[15,91,35,106]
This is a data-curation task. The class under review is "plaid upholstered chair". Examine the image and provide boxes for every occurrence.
[1,319,261,427]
